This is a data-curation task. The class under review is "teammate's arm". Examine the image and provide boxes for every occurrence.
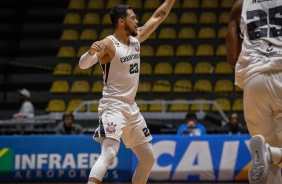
[135,0,175,43]
[79,39,109,69]
[226,0,243,68]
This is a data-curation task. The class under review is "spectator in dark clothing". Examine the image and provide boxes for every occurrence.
[54,111,84,134]
[222,113,248,135]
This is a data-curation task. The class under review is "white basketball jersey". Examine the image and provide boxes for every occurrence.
[101,35,140,101]
[235,0,282,88]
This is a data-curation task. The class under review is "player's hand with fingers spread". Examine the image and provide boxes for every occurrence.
[88,41,105,56]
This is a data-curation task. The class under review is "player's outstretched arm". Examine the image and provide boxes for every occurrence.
[226,0,243,68]
[136,0,175,43]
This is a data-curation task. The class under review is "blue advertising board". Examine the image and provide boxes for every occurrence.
[0,135,252,182]
[133,135,251,182]
[0,135,131,182]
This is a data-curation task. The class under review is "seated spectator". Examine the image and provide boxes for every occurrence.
[13,88,34,119]
[222,113,248,134]
[54,111,84,134]
[177,112,206,136]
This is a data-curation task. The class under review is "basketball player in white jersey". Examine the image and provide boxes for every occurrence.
[79,1,175,183]
[227,0,282,183]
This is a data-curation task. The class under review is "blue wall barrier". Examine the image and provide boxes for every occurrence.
[0,135,251,182]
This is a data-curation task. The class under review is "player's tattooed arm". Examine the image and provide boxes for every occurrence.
[136,0,175,43]
[137,24,154,41]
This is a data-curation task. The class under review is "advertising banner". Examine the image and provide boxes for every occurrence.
[132,135,251,182]
[0,135,252,182]
[0,135,131,182]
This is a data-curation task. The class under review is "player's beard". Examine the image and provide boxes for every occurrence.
[125,23,137,37]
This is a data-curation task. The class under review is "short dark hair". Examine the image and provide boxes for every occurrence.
[185,112,197,120]
[110,5,132,29]
[63,111,74,120]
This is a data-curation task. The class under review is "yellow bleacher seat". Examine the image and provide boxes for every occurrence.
[199,12,217,24]
[218,27,228,38]
[154,62,173,75]
[140,45,154,57]
[220,0,236,8]
[172,0,181,9]
[232,98,244,111]
[214,79,234,93]
[152,80,171,92]
[196,44,214,56]
[158,28,177,39]
[155,44,174,56]
[60,29,78,41]
[140,63,152,75]
[148,31,157,40]
[141,12,153,24]
[50,80,69,93]
[87,0,104,9]
[127,0,142,9]
[53,63,72,75]
[174,62,193,75]
[179,12,197,24]
[212,98,231,111]
[80,29,98,40]
[93,64,103,76]
[201,0,218,8]
[63,13,81,24]
[194,79,213,92]
[82,13,100,25]
[99,29,113,39]
[45,99,66,112]
[144,0,161,9]
[68,0,85,10]
[90,99,99,112]
[91,80,104,93]
[149,99,168,112]
[57,46,75,58]
[191,98,210,111]
[176,44,194,56]
[169,99,189,112]
[106,0,123,9]
[214,62,233,74]
[198,27,216,39]
[70,80,90,93]
[216,44,227,56]
[76,46,89,58]
[73,64,92,75]
[235,85,243,92]
[218,12,230,24]
[136,99,148,112]
[67,99,86,112]
[182,0,199,8]
[163,12,178,24]
[173,79,192,92]
[138,81,151,93]
[178,27,196,39]
[101,14,111,25]
[194,62,213,74]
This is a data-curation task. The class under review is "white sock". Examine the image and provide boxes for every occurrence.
[87,182,97,184]
[270,147,282,164]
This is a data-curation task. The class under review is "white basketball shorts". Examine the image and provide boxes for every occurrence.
[243,70,282,147]
[93,97,152,148]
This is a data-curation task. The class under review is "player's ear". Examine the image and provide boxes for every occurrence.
[119,18,124,24]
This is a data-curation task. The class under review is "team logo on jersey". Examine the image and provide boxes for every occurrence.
[266,43,273,52]
[112,38,120,47]
[132,42,140,52]
[106,122,117,134]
